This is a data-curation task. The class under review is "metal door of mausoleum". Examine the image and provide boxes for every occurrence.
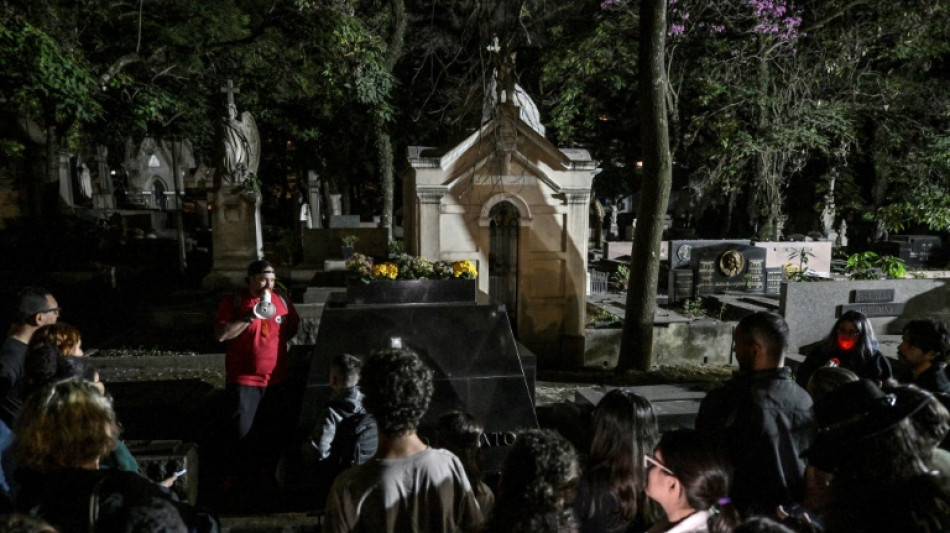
[489,201,519,333]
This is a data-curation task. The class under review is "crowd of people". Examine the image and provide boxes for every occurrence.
[1,261,949,532]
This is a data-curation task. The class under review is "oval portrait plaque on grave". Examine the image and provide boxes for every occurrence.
[719,250,745,278]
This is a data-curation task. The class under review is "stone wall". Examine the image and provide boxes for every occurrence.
[780,278,950,352]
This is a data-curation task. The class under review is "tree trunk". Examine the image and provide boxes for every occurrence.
[616,0,673,373]
[377,0,406,244]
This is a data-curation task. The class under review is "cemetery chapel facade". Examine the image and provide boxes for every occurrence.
[405,103,598,365]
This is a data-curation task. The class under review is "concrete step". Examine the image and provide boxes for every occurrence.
[220,513,323,533]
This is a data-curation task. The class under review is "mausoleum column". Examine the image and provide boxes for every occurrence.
[564,190,591,336]
[417,187,447,260]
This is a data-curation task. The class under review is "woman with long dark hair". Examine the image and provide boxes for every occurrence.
[796,310,892,388]
[574,389,659,532]
[644,429,740,533]
[436,411,494,519]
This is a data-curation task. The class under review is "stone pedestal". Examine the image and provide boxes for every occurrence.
[209,186,263,284]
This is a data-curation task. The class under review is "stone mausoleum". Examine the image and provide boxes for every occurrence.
[405,103,598,366]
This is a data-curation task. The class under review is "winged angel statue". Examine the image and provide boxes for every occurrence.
[221,103,260,187]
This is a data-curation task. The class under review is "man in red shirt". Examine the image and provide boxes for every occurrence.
[215,260,299,480]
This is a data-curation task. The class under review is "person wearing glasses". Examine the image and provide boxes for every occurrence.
[644,429,740,533]
[0,287,59,499]
[795,310,892,389]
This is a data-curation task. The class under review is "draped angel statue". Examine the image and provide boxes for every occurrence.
[221,102,260,185]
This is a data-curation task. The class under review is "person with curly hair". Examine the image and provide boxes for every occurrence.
[897,318,950,394]
[490,429,580,533]
[574,389,659,533]
[644,429,740,533]
[796,310,892,388]
[324,348,483,532]
[9,379,209,533]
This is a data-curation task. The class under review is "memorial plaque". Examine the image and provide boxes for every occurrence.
[693,244,767,295]
[852,288,895,304]
[667,269,694,304]
[890,235,944,266]
[839,302,906,317]
[765,268,783,295]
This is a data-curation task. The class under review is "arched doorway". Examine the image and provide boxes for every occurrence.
[489,201,519,332]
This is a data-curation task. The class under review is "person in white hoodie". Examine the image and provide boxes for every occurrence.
[644,429,741,533]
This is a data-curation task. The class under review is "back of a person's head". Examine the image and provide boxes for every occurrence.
[23,342,61,399]
[807,366,859,402]
[493,429,578,533]
[436,411,482,451]
[886,384,950,451]
[11,379,119,472]
[13,287,51,325]
[903,319,950,364]
[331,353,362,388]
[360,348,433,435]
[585,389,658,521]
[101,497,188,533]
[29,323,80,356]
[657,429,739,533]
[436,411,485,496]
[737,312,788,360]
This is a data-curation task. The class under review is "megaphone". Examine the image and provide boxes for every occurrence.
[252,290,276,319]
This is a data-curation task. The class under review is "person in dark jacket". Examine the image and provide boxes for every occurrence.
[695,312,814,515]
[302,353,376,505]
[896,318,950,394]
[796,310,892,388]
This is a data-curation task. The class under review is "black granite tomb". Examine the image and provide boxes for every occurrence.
[303,288,538,472]
[876,235,945,266]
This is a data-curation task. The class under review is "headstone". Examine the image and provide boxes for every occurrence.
[329,215,360,229]
[58,151,74,208]
[329,194,342,217]
[304,291,538,472]
[753,241,833,274]
[886,235,944,266]
[307,170,322,229]
[780,279,950,352]
[93,145,116,210]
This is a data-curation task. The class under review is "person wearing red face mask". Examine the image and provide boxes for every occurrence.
[796,310,892,389]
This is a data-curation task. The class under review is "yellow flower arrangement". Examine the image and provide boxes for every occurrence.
[452,260,478,280]
[372,262,399,280]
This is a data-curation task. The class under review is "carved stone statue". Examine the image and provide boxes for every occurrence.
[219,80,260,186]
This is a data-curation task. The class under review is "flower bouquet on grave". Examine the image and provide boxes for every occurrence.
[346,253,374,283]
[452,260,478,280]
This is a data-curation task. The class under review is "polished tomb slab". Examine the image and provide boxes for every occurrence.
[302,289,538,471]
